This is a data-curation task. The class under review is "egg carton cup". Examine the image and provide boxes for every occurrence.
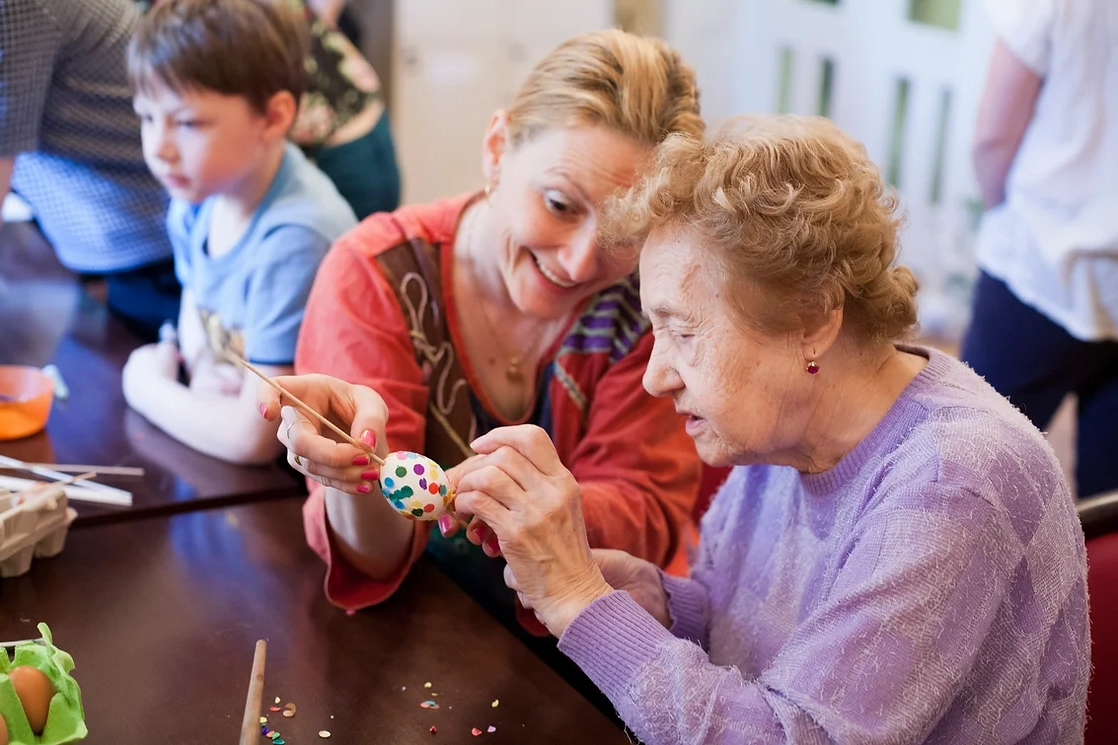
[0,486,76,579]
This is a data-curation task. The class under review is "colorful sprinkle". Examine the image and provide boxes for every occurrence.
[274,739,285,745]
[269,706,282,712]
[471,728,482,737]
[275,697,281,704]
[424,682,432,688]
[491,699,499,708]
[487,726,496,733]
[421,700,439,709]
[318,731,331,739]
[430,725,438,734]
[259,717,267,724]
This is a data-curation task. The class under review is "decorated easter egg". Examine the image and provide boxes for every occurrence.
[378,451,454,521]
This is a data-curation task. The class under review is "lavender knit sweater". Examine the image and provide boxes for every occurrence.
[559,348,1089,744]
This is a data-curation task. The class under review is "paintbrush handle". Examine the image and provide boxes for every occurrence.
[239,640,268,745]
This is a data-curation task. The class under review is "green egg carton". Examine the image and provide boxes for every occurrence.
[0,624,86,745]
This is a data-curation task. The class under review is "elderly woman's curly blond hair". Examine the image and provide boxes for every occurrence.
[609,115,919,343]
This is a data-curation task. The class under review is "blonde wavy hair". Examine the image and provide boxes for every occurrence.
[609,115,919,343]
[505,29,703,147]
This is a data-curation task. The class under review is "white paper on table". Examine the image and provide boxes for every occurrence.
[0,475,132,507]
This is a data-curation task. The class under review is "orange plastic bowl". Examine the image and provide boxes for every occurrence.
[0,366,54,440]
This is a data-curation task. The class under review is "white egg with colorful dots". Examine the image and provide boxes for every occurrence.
[378,451,454,520]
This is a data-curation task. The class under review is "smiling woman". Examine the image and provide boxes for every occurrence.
[260,29,705,634]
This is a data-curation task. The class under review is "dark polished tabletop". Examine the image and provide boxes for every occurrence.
[0,222,303,524]
[0,499,626,744]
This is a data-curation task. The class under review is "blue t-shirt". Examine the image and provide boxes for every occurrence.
[170,143,357,365]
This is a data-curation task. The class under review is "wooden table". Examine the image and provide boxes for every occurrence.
[0,499,626,744]
[0,222,304,524]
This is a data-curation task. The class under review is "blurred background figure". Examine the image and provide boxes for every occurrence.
[288,0,401,220]
[0,0,178,341]
[961,0,1118,498]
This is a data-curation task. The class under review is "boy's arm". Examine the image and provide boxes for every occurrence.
[177,288,209,375]
[123,349,288,465]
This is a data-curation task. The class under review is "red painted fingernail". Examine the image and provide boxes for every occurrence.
[361,429,377,448]
[259,404,268,418]
[352,455,370,467]
[485,536,501,555]
[357,483,372,494]
[360,469,379,482]
[437,514,453,535]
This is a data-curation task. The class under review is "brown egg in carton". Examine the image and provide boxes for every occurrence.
[0,624,87,744]
[0,484,77,579]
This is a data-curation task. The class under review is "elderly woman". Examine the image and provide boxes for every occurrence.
[451,116,1090,743]
[260,30,704,632]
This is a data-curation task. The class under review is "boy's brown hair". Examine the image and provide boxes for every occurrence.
[129,0,308,114]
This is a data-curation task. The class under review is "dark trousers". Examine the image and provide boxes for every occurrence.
[101,258,182,343]
[961,271,1118,497]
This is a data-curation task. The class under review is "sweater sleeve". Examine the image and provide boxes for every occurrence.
[568,331,701,566]
[296,233,433,609]
[559,482,1017,744]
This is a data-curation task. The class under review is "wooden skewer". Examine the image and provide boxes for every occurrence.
[239,640,268,745]
[236,357,471,531]
[237,357,386,468]
[1,463,146,478]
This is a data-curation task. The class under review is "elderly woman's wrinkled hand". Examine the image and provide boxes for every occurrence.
[451,425,613,636]
[507,548,672,629]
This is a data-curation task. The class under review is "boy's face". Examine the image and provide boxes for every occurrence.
[135,79,278,204]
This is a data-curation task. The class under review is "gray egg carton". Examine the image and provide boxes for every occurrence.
[0,485,76,578]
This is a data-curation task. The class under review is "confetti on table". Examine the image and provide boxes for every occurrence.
[274,739,285,745]
[429,725,438,734]
[424,682,433,689]
[420,700,440,710]
[269,706,282,712]
[259,717,267,724]
[275,697,281,704]
[487,726,496,733]
[491,699,499,708]
[318,731,332,739]
[471,727,482,737]
[283,703,297,718]
[401,686,407,691]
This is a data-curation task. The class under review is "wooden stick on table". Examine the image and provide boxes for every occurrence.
[10,464,146,478]
[239,639,267,745]
[237,357,386,468]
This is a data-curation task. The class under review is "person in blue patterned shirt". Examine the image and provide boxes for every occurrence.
[0,0,180,340]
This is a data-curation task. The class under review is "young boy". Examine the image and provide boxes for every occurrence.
[122,0,357,464]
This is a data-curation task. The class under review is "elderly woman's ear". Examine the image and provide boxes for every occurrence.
[800,305,844,371]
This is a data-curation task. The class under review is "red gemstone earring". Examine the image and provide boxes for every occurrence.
[806,360,820,375]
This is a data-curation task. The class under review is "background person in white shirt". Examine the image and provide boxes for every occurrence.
[962,0,1118,498]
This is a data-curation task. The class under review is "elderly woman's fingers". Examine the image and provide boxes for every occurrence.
[503,563,521,592]
[469,425,565,476]
[453,489,510,537]
[455,464,526,508]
